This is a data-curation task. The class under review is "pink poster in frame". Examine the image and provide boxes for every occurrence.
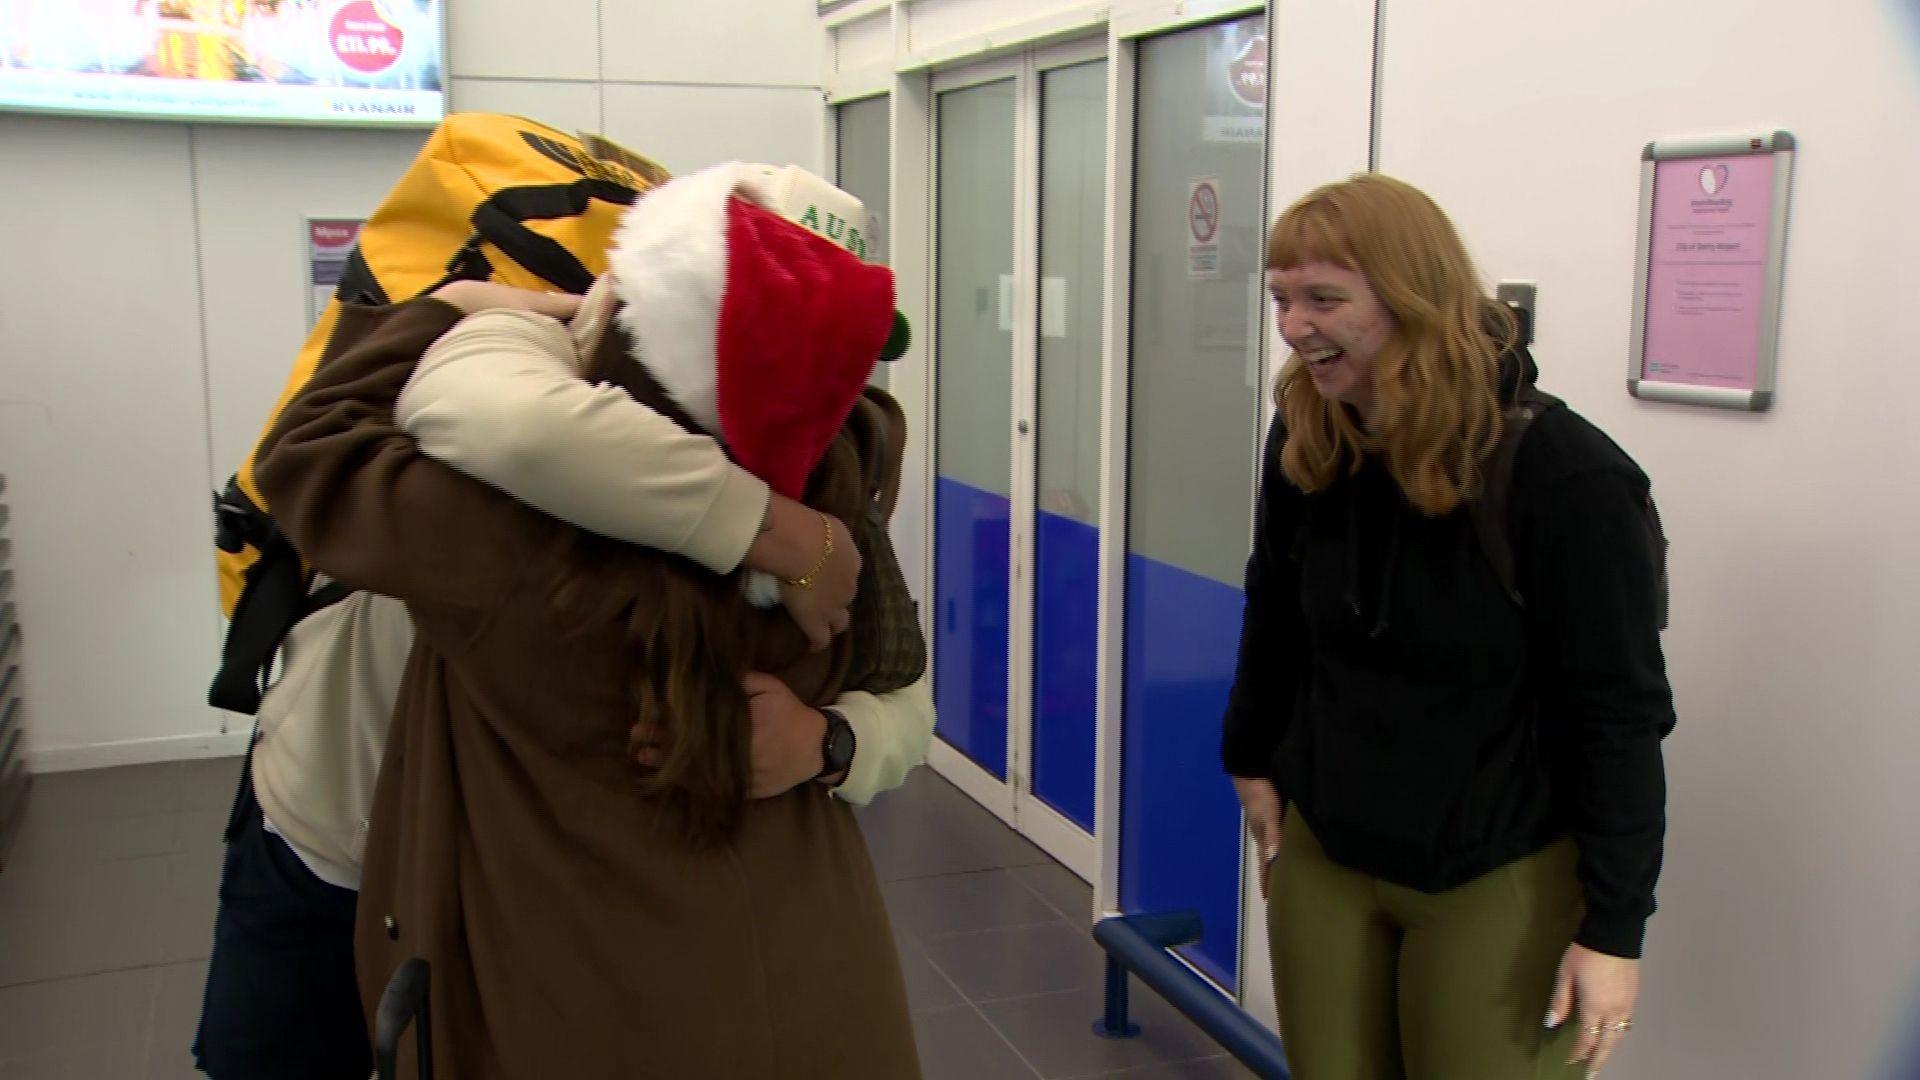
[1630,131,1795,411]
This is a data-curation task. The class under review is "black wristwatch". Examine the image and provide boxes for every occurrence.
[817,708,856,784]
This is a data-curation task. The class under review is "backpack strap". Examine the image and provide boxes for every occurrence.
[1471,387,1564,608]
[207,478,355,716]
[334,245,391,307]
[468,179,640,295]
[420,179,643,299]
[1472,389,1672,631]
[209,479,302,715]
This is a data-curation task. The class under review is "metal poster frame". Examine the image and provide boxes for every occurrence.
[1628,129,1796,411]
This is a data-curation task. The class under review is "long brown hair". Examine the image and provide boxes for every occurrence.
[545,328,811,847]
[553,547,763,847]
[1268,174,1516,515]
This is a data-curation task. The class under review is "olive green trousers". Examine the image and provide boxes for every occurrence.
[1267,809,1586,1080]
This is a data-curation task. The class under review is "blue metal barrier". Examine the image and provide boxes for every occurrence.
[1091,911,1291,1079]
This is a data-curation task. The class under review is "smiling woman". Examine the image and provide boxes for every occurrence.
[1265,174,1510,516]
[1223,172,1674,1080]
[1266,262,1395,424]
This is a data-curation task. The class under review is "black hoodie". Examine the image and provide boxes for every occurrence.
[1220,336,1673,959]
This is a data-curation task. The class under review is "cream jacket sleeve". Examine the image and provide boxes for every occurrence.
[829,674,935,807]
[396,306,931,801]
[397,308,766,573]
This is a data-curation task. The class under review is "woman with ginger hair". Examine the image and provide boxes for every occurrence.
[1222,174,1673,1079]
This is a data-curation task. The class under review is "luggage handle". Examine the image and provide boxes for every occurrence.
[375,957,433,1080]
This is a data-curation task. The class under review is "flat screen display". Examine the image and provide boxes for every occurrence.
[0,0,445,127]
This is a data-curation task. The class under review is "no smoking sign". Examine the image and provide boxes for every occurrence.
[1190,181,1221,243]
[1187,178,1222,279]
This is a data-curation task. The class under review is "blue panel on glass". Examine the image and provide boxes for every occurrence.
[1120,554,1247,991]
[1033,509,1099,833]
[934,475,1010,779]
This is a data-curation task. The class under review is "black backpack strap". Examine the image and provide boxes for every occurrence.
[208,478,356,715]
[334,245,390,307]
[387,177,644,302]
[213,477,276,557]
[208,544,305,716]
[1472,389,1670,631]
[469,179,639,294]
[1471,388,1564,607]
[303,579,355,619]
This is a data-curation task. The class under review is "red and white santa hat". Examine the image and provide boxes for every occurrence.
[601,162,900,500]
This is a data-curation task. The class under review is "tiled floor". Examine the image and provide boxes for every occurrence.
[0,757,1251,1079]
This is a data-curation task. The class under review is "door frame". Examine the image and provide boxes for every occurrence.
[1093,0,1272,1006]
[924,38,1107,886]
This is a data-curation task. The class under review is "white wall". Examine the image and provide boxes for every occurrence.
[0,118,228,771]
[1356,0,1920,1075]
[449,0,827,176]
[1,1,826,771]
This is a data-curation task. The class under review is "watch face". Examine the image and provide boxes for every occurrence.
[826,721,856,772]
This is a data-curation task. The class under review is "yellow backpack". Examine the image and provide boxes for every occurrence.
[210,113,669,715]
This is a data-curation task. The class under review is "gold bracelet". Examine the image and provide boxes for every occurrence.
[786,512,834,589]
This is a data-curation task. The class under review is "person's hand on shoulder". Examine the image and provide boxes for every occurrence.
[748,494,860,652]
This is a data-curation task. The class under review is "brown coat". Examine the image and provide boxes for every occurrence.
[256,299,922,1080]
